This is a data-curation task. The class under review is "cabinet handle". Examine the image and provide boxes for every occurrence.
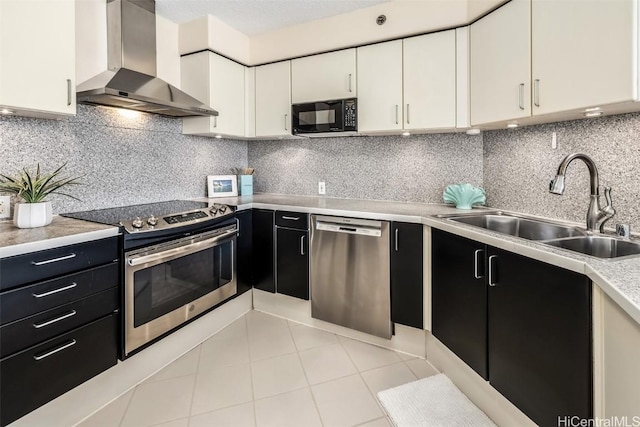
[395,105,399,125]
[33,310,77,329]
[394,228,399,252]
[284,113,288,131]
[236,218,240,237]
[534,79,540,107]
[31,253,76,266]
[473,249,484,279]
[67,79,72,106]
[300,235,306,256]
[406,104,410,125]
[33,339,77,361]
[348,74,353,92]
[32,282,77,298]
[518,83,525,110]
[488,255,498,286]
[282,216,299,221]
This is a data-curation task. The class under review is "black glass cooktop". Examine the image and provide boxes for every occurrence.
[61,200,209,226]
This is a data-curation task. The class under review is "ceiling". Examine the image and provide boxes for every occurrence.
[155,0,389,36]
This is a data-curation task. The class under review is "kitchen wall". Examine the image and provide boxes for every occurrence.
[248,133,484,203]
[0,105,247,214]
[483,112,640,231]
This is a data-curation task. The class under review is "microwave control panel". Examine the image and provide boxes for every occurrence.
[344,99,357,131]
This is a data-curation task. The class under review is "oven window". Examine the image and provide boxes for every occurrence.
[133,240,232,327]
[299,109,336,125]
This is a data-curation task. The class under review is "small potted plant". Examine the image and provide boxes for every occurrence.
[0,163,81,229]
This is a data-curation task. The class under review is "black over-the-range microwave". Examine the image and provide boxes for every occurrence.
[292,98,357,135]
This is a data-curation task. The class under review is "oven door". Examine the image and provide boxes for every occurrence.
[124,225,237,356]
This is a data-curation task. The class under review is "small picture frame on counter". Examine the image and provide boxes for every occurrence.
[207,175,238,198]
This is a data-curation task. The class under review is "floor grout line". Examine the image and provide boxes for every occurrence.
[185,343,204,426]
[244,314,258,427]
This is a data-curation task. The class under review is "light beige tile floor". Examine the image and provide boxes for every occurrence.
[78,311,439,427]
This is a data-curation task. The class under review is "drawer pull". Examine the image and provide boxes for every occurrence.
[281,216,300,221]
[33,339,77,361]
[32,282,77,298]
[33,310,77,329]
[31,253,76,266]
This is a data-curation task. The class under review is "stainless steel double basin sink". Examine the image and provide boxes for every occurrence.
[436,211,640,260]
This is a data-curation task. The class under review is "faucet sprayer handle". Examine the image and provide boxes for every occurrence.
[604,187,613,207]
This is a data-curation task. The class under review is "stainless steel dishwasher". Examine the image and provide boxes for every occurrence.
[310,215,391,339]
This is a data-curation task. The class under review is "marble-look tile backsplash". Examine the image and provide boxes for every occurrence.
[0,105,247,214]
[248,133,484,204]
[483,112,640,231]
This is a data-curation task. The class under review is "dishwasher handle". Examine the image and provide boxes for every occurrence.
[315,220,383,237]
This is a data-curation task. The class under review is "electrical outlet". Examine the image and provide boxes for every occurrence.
[551,132,557,149]
[0,196,10,219]
[318,181,326,195]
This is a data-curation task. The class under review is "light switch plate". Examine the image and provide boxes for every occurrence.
[0,196,10,219]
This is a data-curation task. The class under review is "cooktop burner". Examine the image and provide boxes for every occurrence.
[62,200,234,234]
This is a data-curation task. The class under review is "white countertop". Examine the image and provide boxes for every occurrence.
[199,194,640,326]
[2,194,638,327]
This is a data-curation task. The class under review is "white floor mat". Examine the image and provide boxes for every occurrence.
[377,373,497,427]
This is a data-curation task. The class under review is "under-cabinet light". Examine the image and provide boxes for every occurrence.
[402,132,411,137]
[507,123,519,129]
[0,108,14,114]
[466,128,481,135]
[584,111,604,117]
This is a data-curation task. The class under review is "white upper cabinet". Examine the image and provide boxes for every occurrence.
[181,51,245,137]
[255,61,292,138]
[291,49,356,103]
[470,0,531,126]
[357,40,403,132]
[531,0,635,115]
[0,0,76,118]
[403,30,457,130]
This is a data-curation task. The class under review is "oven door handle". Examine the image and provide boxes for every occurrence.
[127,228,236,267]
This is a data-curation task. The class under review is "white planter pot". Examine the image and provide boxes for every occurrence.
[13,201,53,228]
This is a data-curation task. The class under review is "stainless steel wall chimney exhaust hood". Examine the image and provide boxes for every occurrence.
[76,0,217,118]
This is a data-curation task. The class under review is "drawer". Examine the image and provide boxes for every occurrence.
[0,262,119,325]
[0,288,118,358]
[275,211,308,230]
[0,236,119,291]
[0,314,118,426]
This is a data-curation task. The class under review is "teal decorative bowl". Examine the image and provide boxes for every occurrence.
[443,184,486,210]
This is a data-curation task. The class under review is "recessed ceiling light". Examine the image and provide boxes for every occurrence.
[466,128,481,135]
[0,108,14,115]
[507,123,519,129]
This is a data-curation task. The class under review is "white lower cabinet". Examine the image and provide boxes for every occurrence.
[357,40,404,132]
[255,61,292,138]
[403,30,457,130]
[0,0,76,118]
[181,51,245,137]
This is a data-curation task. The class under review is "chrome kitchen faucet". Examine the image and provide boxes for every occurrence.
[549,153,615,232]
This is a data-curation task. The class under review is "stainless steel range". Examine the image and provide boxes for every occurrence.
[62,200,237,357]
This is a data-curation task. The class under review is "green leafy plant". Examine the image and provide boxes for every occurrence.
[0,163,82,203]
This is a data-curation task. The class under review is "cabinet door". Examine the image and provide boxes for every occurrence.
[291,49,356,103]
[403,31,456,130]
[0,0,75,117]
[357,40,403,132]
[470,0,531,125]
[236,210,253,296]
[431,230,487,379]
[181,52,245,137]
[390,222,423,329]
[532,0,635,115]
[488,247,592,426]
[276,228,309,300]
[255,61,292,137]
[253,209,274,293]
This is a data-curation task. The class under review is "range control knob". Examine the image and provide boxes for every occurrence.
[219,205,227,213]
[209,207,218,215]
[131,217,144,228]
[147,215,158,226]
